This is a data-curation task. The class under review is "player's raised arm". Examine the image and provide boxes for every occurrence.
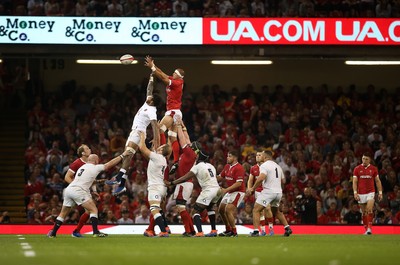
[103,149,130,171]
[144,55,169,85]
[175,117,190,148]
[146,73,155,98]
[138,131,151,160]
[151,120,160,149]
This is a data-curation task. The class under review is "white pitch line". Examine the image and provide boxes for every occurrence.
[23,251,36,257]
[17,235,36,258]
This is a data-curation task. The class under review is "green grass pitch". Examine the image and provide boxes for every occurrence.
[1,234,399,265]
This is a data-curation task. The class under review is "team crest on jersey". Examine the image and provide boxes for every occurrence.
[263,200,267,205]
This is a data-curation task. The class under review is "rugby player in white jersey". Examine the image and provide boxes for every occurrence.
[106,74,160,196]
[166,145,221,237]
[247,150,293,237]
[138,131,171,237]
[47,150,130,238]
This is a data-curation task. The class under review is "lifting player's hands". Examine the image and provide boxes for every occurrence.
[144,55,154,69]
[122,148,133,157]
[175,116,183,127]
[245,187,254,196]
[164,179,175,187]
[220,188,228,196]
[138,131,146,146]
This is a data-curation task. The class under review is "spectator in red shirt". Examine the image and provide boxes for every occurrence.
[325,201,341,224]
[317,201,329,224]
[24,169,45,206]
[382,208,399,224]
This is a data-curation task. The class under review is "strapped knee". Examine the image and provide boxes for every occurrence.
[168,131,177,138]
[125,146,136,155]
[150,204,161,212]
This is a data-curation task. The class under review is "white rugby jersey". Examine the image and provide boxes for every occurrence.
[147,152,167,186]
[69,163,104,192]
[259,160,284,193]
[190,162,219,190]
[131,102,157,132]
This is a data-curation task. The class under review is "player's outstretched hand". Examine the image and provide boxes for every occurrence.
[144,55,154,68]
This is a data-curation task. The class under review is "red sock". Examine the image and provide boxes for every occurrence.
[260,219,266,227]
[188,215,195,232]
[367,213,373,229]
[160,133,166,145]
[180,210,193,233]
[172,140,180,162]
[267,217,274,226]
[75,212,90,232]
[147,214,155,232]
[232,227,237,234]
[363,215,368,229]
[226,225,232,232]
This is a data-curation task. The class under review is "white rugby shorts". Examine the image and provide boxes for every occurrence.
[256,192,282,208]
[63,186,91,207]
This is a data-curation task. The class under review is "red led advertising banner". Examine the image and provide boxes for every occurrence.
[203,18,400,45]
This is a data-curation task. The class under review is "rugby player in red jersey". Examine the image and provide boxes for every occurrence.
[144,55,184,175]
[353,153,383,235]
[217,150,246,237]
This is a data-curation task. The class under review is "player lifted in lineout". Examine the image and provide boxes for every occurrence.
[144,55,184,175]
[106,74,160,195]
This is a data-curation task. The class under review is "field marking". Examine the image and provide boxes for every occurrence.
[17,235,36,258]
[23,251,36,257]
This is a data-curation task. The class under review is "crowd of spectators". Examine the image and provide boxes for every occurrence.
[21,73,400,226]
[0,0,400,18]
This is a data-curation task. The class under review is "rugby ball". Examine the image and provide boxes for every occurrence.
[120,54,134,65]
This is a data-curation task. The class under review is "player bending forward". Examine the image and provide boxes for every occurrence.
[166,147,221,237]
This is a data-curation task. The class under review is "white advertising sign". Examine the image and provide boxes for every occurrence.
[0,16,203,44]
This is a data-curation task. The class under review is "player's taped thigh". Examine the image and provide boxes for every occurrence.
[168,130,177,138]
[150,204,161,212]
[125,146,136,155]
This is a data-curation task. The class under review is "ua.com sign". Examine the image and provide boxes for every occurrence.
[203,18,400,45]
